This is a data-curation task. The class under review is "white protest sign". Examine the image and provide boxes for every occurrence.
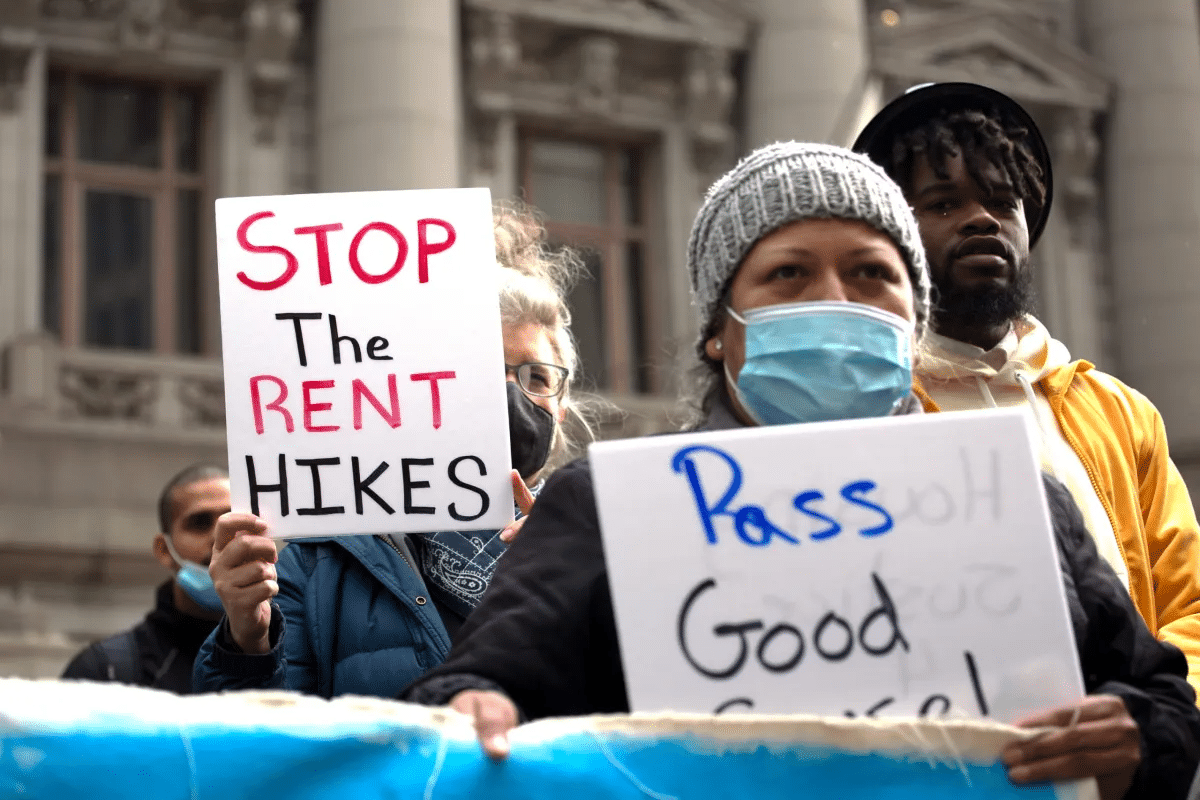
[590,408,1084,723]
[216,188,511,538]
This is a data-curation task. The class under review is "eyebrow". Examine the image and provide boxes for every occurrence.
[914,177,1017,201]
[912,181,957,200]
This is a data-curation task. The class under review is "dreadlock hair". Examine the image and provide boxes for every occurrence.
[879,107,1046,231]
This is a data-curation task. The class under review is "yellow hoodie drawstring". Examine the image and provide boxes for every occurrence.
[974,376,998,408]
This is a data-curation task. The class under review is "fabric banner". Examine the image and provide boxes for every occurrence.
[2,679,1094,799]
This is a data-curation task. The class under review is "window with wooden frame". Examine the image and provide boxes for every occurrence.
[43,69,212,354]
[520,135,657,395]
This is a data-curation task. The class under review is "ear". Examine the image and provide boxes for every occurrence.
[704,336,725,361]
[556,404,567,424]
[152,533,179,574]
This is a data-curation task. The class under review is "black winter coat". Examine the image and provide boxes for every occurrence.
[405,455,1200,797]
[61,581,217,694]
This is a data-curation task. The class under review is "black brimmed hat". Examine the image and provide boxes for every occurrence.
[852,82,1054,246]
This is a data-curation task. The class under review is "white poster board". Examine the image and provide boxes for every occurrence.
[215,188,511,538]
[590,408,1084,723]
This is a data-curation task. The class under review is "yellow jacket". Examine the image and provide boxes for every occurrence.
[917,360,1200,699]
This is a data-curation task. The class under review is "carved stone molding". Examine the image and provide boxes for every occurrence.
[872,7,1108,110]
[41,0,246,38]
[0,27,36,112]
[463,0,748,182]
[0,0,37,112]
[116,0,168,50]
[1050,106,1100,247]
[244,0,299,145]
[59,365,158,422]
[468,9,520,96]
[684,45,734,177]
[178,375,226,427]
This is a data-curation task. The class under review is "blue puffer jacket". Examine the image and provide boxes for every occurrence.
[192,534,453,699]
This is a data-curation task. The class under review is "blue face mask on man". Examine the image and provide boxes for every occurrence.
[725,301,914,426]
[161,535,225,614]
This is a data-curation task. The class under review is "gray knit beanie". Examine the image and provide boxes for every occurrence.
[688,141,932,351]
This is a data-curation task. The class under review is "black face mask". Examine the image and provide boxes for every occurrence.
[507,381,555,479]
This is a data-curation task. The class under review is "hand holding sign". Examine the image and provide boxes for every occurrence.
[590,408,1084,722]
[499,470,536,544]
[1005,695,1140,799]
[216,188,512,539]
[209,512,277,654]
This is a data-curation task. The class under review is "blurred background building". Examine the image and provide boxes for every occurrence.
[0,0,1195,676]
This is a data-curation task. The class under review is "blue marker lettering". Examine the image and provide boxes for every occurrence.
[794,490,841,541]
[671,445,743,545]
[841,480,894,537]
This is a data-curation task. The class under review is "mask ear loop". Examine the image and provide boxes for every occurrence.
[719,306,765,426]
[161,533,189,569]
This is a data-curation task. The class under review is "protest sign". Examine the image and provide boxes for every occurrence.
[590,408,1083,723]
[215,188,511,538]
[1,679,1095,800]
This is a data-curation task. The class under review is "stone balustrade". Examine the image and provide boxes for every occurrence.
[0,332,683,445]
[1,333,226,442]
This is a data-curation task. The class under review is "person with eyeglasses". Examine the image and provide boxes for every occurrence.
[192,202,592,700]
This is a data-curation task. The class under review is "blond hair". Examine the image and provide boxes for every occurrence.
[493,201,593,475]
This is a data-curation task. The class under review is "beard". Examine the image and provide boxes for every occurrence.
[932,264,1036,332]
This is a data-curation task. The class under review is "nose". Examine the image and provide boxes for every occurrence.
[803,268,850,302]
[960,200,1001,235]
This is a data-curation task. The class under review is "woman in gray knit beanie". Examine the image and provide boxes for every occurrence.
[687,140,932,427]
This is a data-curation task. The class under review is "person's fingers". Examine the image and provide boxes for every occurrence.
[1007,741,1140,786]
[222,582,279,611]
[218,560,278,591]
[511,470,536,516]
[473,693,516,761]
[499,517,527,544]
[1011,695,1125,729]
[1004,696,1140,789]
[449,691,518,761]
[213,513,268,552]
[212,532,278,574]
[1004,717,1139,768]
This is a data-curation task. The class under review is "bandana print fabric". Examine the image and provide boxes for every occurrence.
[411,482,542,619]
[411,530,507,619]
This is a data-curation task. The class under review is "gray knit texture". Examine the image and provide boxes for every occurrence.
[688,141,932,343]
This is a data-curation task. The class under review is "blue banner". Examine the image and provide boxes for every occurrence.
[0,680,1091,799]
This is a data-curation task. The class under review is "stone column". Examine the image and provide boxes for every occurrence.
[1081,0,1200,458]
[744,0,870,146]
[314,0,461,191]
[0,1,40,346]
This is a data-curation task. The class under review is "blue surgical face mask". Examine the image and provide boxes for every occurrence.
[162,536,225,614]
[725,301,914,426]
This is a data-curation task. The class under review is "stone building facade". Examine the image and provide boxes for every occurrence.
[0,0,1196,677]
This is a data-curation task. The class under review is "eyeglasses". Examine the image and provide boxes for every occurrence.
[506,362,570,398]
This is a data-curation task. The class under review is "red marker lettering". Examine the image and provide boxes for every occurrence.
[250,375,294,434]
[349,222,407,285]
[302,380,340,433]
[417,218,456,283]
[352,375,401,430]
[293,223,344,285]
[411,371,456,429]
[237,212,299,291]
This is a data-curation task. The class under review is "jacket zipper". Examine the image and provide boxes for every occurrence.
[378,533,419,574]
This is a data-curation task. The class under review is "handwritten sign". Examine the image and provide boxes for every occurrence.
[216,188,511,538]
[590,408,1084,723]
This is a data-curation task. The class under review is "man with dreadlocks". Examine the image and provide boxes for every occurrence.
[855,83,1200,698]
